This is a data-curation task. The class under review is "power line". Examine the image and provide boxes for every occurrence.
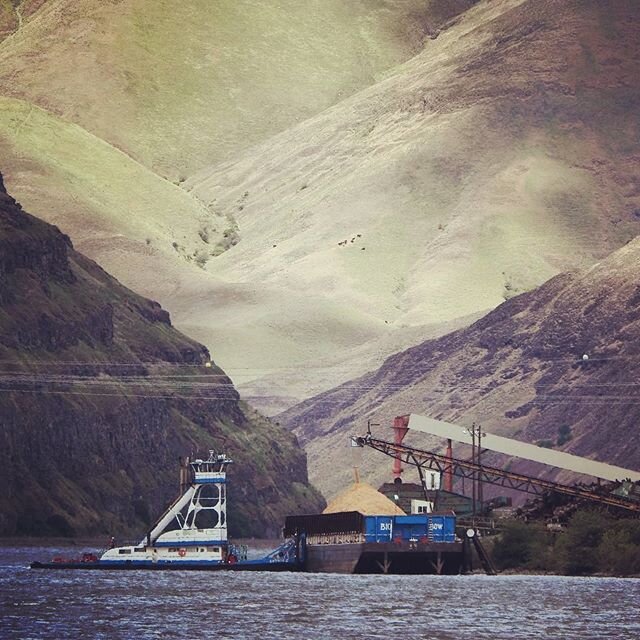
[0,387,238,401]
[2,385,640,407]
[2,369,640,397]
[0,352,637,370]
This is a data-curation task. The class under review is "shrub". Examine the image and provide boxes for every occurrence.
[596,520,640,576]
[492,521,550,570]
[491,511,640,576]
[557,424,573,446]
[554,510,612,575]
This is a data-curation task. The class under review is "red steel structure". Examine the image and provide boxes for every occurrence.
[391,415,454,492]
[391,415,409,480]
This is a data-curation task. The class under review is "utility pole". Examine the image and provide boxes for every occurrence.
[465,423,485,518]
[477,426,484,511]
[471,422,477,518]
[470,425,476,517]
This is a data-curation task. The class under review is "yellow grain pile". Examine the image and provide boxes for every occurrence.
[323,482,405,516]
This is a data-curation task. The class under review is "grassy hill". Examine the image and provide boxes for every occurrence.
[0,96,226,277]
[280,236,640,498]
[0,0,479,410]
[0,173,324,537]
[187,0,640,407]
[1,0,639,418]
[0,0,451,178]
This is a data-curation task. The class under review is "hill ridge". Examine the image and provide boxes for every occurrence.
[280,235,640,497]
[0,173,325,536]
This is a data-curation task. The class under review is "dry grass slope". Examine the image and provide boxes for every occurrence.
[281,237,640,498]
[0,96,228,288]
[188,0,640,407]
[0,0,446,178]
[0,0,478,407]
[1,0,639,422]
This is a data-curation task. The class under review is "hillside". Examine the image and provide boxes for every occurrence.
[184,0,640,407]
[0,174,324,538]
[0,0,452,177]
[0,0,450,306]
[1,0,639,416]
[280,237,640,498]
[0,0,479,411]
[0,0,46,39]
[0,96,233,291]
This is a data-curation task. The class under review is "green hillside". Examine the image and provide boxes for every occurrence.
[0,173,324,537]
[0,0,447,178]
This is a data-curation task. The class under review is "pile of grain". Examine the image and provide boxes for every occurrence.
[323,482,405,516]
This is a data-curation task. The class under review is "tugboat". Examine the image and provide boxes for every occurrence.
[31,451,302,571]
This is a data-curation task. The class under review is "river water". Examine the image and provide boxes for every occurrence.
[2,547,639,639]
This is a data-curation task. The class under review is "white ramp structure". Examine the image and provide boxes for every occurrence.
[407,414,640,483]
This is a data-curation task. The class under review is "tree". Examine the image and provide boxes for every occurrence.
[555,510,611,575]
[492,521,549,570]
[596,520,640,576]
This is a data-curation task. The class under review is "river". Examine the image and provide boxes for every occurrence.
[2,547,639,639]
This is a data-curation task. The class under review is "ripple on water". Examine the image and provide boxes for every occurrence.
[1,548,639,639]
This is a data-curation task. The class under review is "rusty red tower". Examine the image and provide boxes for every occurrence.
[391,415,410,479]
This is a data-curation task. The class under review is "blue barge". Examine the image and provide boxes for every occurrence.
[285,511,465,574]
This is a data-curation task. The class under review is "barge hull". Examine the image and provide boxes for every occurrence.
[305,541,465,575]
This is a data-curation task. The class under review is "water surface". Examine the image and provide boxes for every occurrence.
[2,547,639,639]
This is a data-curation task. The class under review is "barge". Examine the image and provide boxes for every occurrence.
[31,450,472,574]
[285,510,467,574]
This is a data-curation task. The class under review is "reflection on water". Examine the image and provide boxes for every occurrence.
[2,547,639,639]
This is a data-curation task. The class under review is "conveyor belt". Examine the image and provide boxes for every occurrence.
[352,435,640,513]
[407,414,640,483]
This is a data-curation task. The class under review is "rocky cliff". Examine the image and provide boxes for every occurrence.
[281,237,640,498]
[0,174,324,537]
